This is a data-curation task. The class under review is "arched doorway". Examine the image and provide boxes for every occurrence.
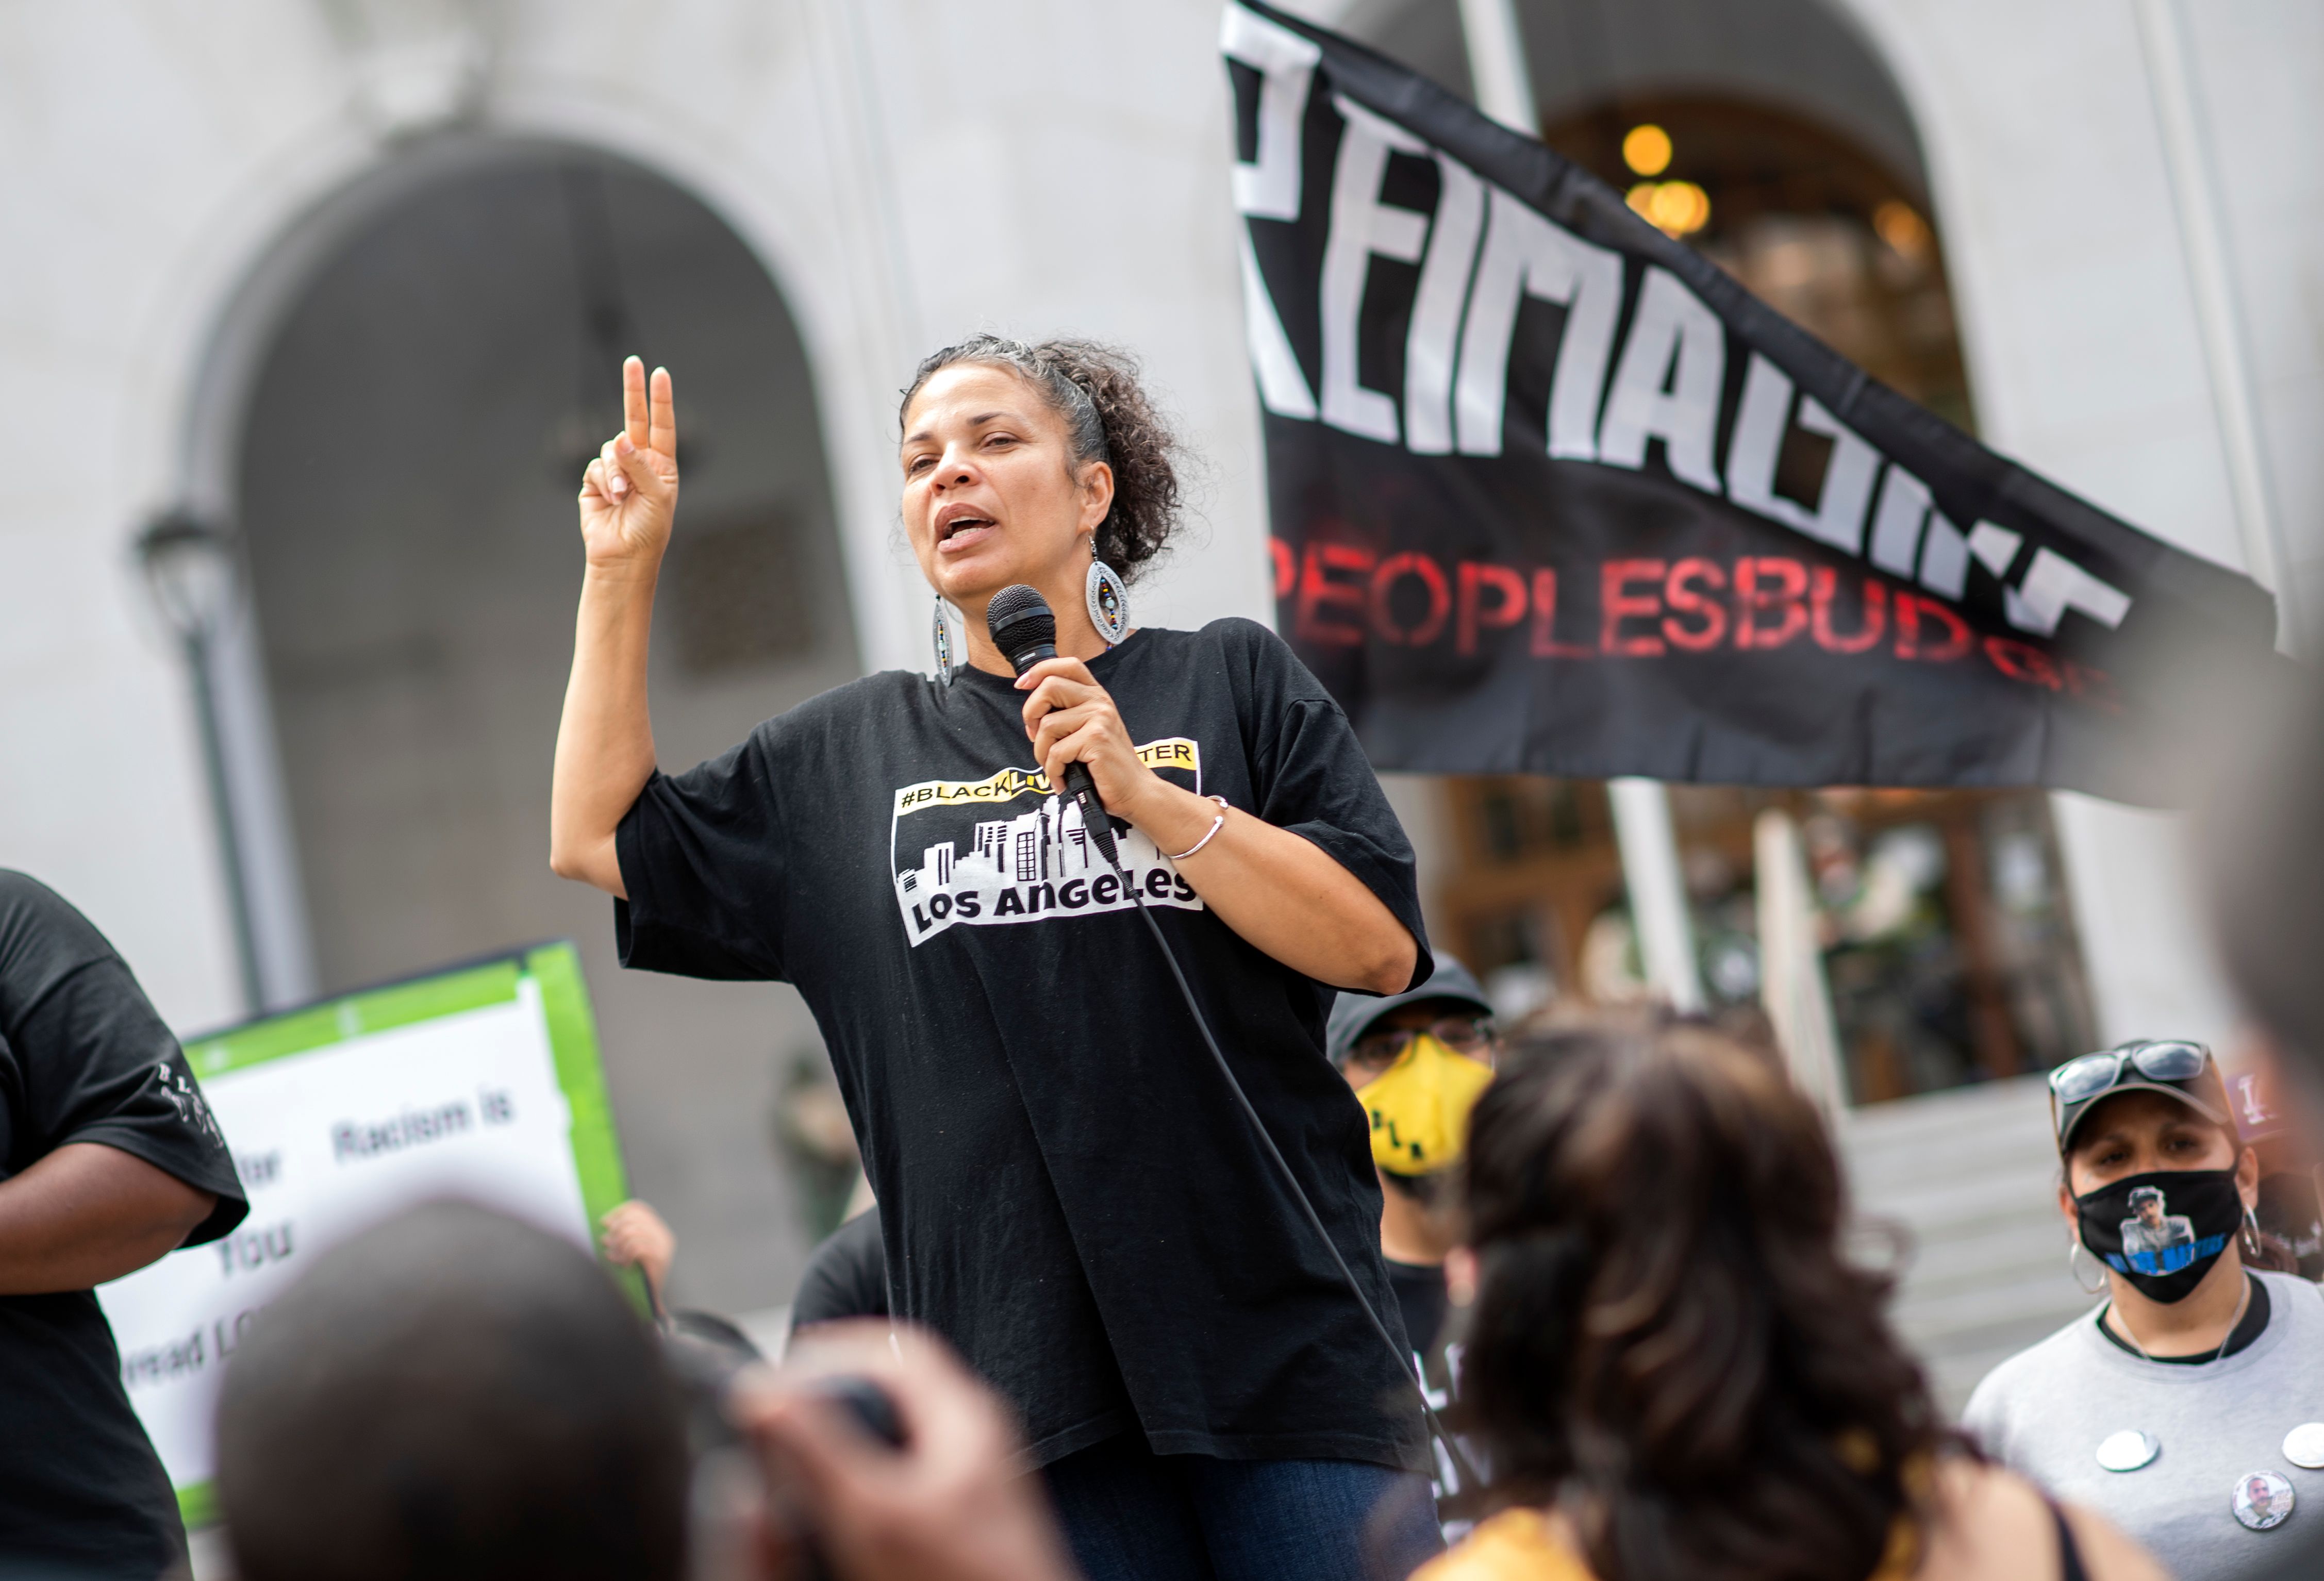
[230,143,858,1312]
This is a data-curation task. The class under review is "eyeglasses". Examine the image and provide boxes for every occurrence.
[1350,1016,1497,1069]
[2049,1041,2213,1105]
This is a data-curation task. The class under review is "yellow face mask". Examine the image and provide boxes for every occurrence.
[1354,1033,1496,1176]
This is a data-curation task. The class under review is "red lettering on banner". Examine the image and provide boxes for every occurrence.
[2066,660,2124,716]
[1366,546,1440,637]
[1894,593,1971,661]
[1812,568,1888,654]
[1296,543,1373,647]
[1984,636,2064,690]
[1371,553,1451,646]
[1663,558,1728,651]
[1530,569,1593,657]
[1269,536,1294,601]
[1456,562,1528,656]
[1734,557,1808,650]
[1601,560,1668,656]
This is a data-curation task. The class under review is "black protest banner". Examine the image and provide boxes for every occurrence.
[1219,1,2283,807]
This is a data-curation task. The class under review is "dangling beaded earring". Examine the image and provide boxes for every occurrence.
[931,592,956,680]
[1085,554,1129,647]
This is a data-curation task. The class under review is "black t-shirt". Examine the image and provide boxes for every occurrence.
[1386,1258,1448,1372]
[618,620,1432,1471]
[0,872,248,1578]
[790,1206,890,1333]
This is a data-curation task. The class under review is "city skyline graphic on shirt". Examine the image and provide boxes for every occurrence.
[889,737,1207,946]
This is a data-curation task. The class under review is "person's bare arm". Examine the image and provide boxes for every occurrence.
[600,1199,676,1308]
[1018,658,1418,994]
[550,357,682,899]
[1913,1460,2168,1581]
[0,1142,215,1294]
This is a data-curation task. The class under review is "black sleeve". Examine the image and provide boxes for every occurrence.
[615,728,790,981]
[1217,622,1434,994]
[0,872,248,1245]
[789,1207,889,1332]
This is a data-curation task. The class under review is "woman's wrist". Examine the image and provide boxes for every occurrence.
[583,557,661,596]
[1122,779,1225,856]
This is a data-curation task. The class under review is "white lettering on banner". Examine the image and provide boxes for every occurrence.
[1792,398,1882,555]
[1222,3,1321,419]
[1596,267,1725,492]
[1403,152,1484,455]
[1221,4,1317,220]
[1453,186,1622,460]
[1968,521,2024,579]
[1237,232,1318,420]
[1867,466,1933,578]
[1725,353,1882,555]
[2007,547,2133,634]
[1320,96,1430,444]
[1226,56,2142,635]
[1919,513,1971,598]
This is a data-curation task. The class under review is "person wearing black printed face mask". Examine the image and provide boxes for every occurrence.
[1963,1040,2324,1580]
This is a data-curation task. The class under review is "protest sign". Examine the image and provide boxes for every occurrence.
[95,942,630,1525]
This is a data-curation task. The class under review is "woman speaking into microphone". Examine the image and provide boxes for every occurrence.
[552,338,1441,1579]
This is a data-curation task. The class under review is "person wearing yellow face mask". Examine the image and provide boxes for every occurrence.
[1326,958,1500,1374]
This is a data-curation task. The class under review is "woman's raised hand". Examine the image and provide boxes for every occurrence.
[577,356,679,573]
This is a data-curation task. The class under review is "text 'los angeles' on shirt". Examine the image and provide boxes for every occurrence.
[617,618,1433,1471]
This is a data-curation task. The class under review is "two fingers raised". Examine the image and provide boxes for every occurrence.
[621,356,678,457]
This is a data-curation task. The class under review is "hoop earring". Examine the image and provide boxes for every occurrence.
[1085,556,1128,646]
[931,592,956,680]
[2068,1238,2110,1296]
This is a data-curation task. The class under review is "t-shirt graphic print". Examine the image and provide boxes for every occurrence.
[892,738,1205,944]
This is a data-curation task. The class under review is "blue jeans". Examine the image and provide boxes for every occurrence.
[1040,1435,1445,1581]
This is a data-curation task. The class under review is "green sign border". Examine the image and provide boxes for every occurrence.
[171,942,638,1528]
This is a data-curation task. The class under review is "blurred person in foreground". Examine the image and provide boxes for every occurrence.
[1419,1012,2162,1581]
[2201,664,2324,1581]
[0,871,247,1581]
[1962,1040,2321,1577]
[1326,956,1499,1372]
[217,1199,1076,1581]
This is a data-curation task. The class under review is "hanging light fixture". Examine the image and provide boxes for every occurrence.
[134,508,263,1013]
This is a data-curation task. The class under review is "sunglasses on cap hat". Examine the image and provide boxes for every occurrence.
[2048,1039,2229,1151]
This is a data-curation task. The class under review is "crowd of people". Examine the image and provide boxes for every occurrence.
[1,330,2318,1581]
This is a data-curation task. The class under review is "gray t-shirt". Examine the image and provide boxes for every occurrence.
[1964,1270,2324,1581]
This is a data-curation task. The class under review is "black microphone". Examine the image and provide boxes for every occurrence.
[985,584,1122,871]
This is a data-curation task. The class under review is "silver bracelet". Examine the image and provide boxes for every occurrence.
[1167,796,1231,862]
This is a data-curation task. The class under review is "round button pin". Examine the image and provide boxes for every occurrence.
[2285,1423,2324,1470]
[2233,1471,2295,1532]
[2096,1430,2159,1472]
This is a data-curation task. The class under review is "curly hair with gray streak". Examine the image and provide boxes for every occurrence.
[900,336,1184,584]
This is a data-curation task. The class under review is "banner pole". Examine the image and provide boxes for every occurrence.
[1753,810,1847,1114]
[1456,0,1708,1013]
[1608,778,1707,1013]
[1454,0,1538,132]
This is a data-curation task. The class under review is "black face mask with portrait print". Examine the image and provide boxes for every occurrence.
[2074,1168,2243,1305]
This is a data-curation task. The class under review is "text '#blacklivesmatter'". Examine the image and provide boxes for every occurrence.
[1220,2,2284,805]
